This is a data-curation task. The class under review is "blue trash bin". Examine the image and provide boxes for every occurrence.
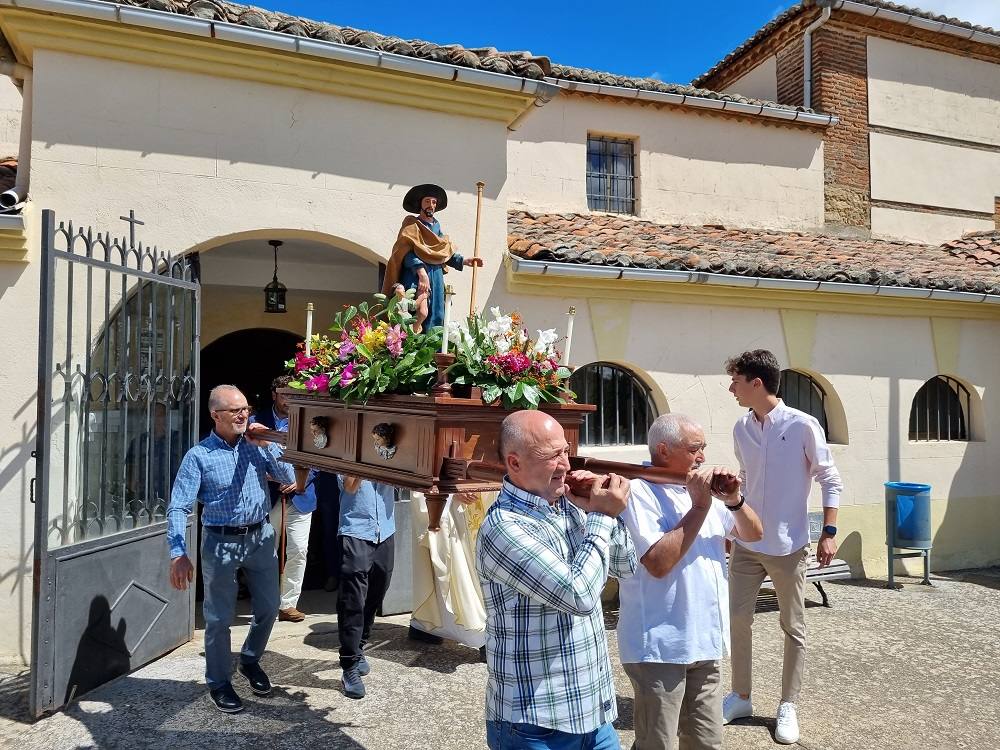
[884,481,932,587]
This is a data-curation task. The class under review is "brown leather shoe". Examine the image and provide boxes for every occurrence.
[278,607,306,622]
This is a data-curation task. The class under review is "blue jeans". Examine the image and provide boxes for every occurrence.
[201,521,279,689]
[486,721,621,750]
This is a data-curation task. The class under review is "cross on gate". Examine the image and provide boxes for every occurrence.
[119,209,144,249]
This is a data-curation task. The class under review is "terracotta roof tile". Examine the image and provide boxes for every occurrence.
[101,1,812,114]
[507,212,1000,295]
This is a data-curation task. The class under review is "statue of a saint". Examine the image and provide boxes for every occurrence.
[381,184,484,332]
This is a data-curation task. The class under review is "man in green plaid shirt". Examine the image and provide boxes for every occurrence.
[476,410,637,750]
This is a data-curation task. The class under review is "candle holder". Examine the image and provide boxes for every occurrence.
[432,352,456,396]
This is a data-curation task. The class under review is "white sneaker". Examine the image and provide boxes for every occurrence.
[775,701,800,744]
[722,691,753,724]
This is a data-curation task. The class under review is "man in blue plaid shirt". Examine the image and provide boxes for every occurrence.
[167,384,296,714]
[476,410,637,750]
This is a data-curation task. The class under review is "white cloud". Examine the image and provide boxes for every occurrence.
[911,0,1000,29]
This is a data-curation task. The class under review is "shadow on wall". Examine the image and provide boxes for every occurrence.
[0,388,40,666]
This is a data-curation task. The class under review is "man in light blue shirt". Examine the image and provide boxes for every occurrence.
[336,475,395,699]
[167,384,295,714]
[254,375,318,623]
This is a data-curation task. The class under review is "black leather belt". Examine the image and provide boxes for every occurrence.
[204,519,266,536]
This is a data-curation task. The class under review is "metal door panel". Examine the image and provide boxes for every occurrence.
[32,210,200,715]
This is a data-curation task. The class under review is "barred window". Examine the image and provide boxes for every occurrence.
[570,362,656,446]
[586,135,636,215]
[779,369,829,439]
[909,376,970,441]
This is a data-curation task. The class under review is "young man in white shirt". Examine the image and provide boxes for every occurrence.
[722,350,843,744]
[619,414,762,750]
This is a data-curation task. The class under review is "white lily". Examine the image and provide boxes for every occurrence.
[534,328,558,355]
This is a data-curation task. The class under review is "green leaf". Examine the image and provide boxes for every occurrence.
[358,302,369,316]
[355,342,373,360]
[482,384,502,404]
[555,367,572,379]
[522,383,540,408]
[288,381,306,390]
[373,293,387,301]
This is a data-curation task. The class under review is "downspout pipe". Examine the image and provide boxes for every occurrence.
[803,2,833,109]
[0,60,31,211]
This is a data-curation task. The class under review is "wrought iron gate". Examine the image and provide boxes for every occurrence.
[31,209,200,715]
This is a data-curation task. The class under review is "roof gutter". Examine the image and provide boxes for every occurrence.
[804,1,834,109]
[0,0,561,125]
[508,255,1000,305]
[547,77,838,127]
[832,0,1000,47]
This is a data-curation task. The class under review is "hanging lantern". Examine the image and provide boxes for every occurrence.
[264,239,287,313]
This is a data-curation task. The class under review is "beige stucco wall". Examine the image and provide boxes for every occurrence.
[505,95,825,231]
[868,36,1000,147]
[0,48,514,663]
[491,280,1000,576]
[870,132,1000,213]
[720,55,778,103]
[201,284,370,348]
[0,74,20,158]
[871,206,995,245]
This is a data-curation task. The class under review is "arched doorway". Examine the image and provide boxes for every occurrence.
[199,328,300,434]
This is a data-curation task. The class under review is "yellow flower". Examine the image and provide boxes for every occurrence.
[361,327,387,351]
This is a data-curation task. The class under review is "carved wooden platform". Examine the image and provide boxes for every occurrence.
[274,389,595,529]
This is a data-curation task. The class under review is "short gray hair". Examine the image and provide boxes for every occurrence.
[498,413,528,461]
[208,384,243,411]
[647,413,699,455]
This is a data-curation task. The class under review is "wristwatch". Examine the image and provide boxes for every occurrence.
[725,494,746,512]
[822,524,838,537]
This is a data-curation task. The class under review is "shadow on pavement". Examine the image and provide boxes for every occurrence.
[302,620,482,675]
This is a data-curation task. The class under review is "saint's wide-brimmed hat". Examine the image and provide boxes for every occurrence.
[403,183,448,213]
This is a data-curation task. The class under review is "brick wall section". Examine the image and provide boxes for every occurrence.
[775,36,805,108]
[995,197,1000,231]
[812,23,870,229]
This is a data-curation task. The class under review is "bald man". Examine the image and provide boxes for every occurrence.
[476,410,637,750]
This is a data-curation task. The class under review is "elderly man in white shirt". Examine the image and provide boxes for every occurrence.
[619,414,762,750]
[722,349,843,745]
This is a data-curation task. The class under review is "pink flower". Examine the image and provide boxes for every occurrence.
[304,373,330,392]
[339,362,357,387]
[294,352,318,373]
[338,339,356,360]
[385,324,406,357]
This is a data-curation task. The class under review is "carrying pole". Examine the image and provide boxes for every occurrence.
[469,180,485,317]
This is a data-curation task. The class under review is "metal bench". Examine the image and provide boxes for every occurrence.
[760,512,851,607]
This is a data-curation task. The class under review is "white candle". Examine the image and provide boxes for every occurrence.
[562,306,576,366]
[305,302,314,356]
[441,286,454,354]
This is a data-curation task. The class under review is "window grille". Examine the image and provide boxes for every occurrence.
[586,135,636,215]
[909,376,970,441]
[570,362,656,446]
[779,370,829,439]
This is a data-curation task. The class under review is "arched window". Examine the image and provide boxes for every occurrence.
[909,376,970,441]
[570,363,657,446]
[779,369,829,439]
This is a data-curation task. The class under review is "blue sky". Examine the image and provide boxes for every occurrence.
[262,1,797,83]
[259,1,999,84]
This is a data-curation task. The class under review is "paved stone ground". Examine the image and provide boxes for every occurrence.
[1,569,998,749]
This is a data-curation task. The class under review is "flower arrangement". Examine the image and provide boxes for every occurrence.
[448,307,574,409]
[286,290,442,403]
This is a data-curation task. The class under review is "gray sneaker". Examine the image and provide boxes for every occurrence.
[342,667,365,699]
[357,654,371,677]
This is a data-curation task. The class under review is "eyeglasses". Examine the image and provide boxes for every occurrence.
[214,406,250,416]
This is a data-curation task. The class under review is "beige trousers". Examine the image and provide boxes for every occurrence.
[729,543,809,703]
[624,660,723,750]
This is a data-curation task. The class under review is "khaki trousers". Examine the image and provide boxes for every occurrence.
[729,543,809,703]
[624,660,723,750]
